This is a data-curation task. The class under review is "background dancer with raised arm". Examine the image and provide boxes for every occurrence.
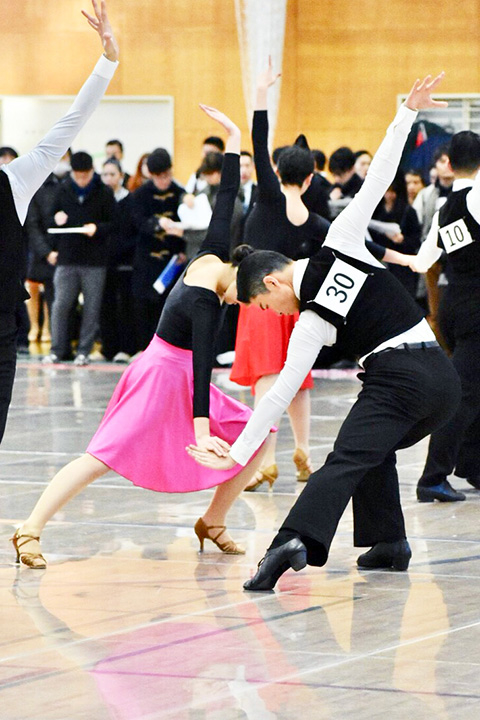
[0,0,119,445]
[188,74,461,590]
[12,106,273,569]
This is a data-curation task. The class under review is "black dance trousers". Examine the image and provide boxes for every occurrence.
[280,345,461,567]
[0,312,18,444]
[419,333,480,485]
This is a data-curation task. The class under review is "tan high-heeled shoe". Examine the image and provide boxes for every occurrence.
[244,463,278,492]
[194,518,245,555]
[293,449,313,482]
[11,530,47,569]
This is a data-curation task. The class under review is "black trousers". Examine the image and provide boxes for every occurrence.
[281,345,461,567]
[100,268,136,359]
[0,312,18,444]
[419,333,480,485]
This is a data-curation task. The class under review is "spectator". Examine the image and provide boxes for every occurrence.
[354,149,373,179]
[99,158,136,362]
[130,148,185,350]
[105,138,130,187]
[185,135,225,194]
[126,152,150,192]
[24,150,72,343]
[0,146,19,165]
[328,146,364,218]
[405,169,426,205]
[43,151,116,365]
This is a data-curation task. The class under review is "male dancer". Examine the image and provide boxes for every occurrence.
[410,131,480,502]
[188,73,462,590]
[0,0,119,444]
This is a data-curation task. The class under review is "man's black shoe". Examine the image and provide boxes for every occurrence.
[417,479,466,503]
[357,540,412,571]
[243,538,307,591]
[466,475,480,490]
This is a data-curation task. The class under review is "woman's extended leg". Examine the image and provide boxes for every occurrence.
[198,433,273,551]
[13,454,110,566]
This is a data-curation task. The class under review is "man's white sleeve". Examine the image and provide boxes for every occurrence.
[3,55,118,224]
[229,310,337,466]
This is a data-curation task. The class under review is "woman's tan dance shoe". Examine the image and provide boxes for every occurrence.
[11,530,47,569]
[243,464,278,492]
[194,518,245,555]
[293,448,313,482]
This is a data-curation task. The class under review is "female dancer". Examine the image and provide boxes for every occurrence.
[230,60,330,489]
[12,106,272,569]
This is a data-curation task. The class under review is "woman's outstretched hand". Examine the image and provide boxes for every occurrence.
[257,56,281,90]
[186,443,236,470]
[82,0,119,62]
[404,73,447,111]
[199,105,240,138]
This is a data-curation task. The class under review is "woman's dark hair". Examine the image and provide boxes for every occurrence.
[231,243,254,267]
[236,250,291,302]
[103,157,123,173]
[294,133,310,151]
[388,168,408,205]
[277,146,314,187]
[312,149,326,172]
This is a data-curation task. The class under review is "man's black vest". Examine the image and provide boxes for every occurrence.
[436,187,480,282]
[299,247,423,359]
[0,170,28,313]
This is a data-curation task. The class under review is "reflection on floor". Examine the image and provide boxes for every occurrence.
[1,361,480,719]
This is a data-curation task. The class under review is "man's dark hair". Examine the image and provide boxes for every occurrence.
[70,151,93,171]
[203,135,225,152]
[312,149,326,172]
[0,146,19,160]
[240,150,253,159]
[277,146,314,187]
[106,139,124,153]
[147,148,172,174]
[433,143,450,165]
[329,146,356,175]
[236,250,291,303]
[198,151,223,176]
[448,131,480,173]
[272,145,288,166]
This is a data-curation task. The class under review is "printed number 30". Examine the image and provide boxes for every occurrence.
[325,273,354,303]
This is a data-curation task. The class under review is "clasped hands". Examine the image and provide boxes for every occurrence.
[186,435,236,470]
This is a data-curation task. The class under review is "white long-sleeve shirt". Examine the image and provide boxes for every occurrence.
[2,54,118,225]
[410,176,480,273]
[230,103,436,466]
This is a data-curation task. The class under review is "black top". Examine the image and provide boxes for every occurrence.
[244,110,330,259]
[156,152,240,418]
[131,178,185,300]
[300,246,424,360]
[51,174,117,266]
[0,170,29,312]
[437,187,480,282]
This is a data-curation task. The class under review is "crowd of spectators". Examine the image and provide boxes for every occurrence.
[0,128,447,366]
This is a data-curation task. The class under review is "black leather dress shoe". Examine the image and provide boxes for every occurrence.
[357,540,412,571]
[243,538,307,591]
[466,476,480,490]
[417,479,466,503]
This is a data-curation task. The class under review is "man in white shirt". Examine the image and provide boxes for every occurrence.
[0,0,119,443]
[188,73,462,591]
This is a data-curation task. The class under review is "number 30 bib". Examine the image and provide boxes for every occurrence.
[313,258,369,318]
[438,218,475,254]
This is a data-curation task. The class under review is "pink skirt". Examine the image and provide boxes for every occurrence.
[87,336,264,492]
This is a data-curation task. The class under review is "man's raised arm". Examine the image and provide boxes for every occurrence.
[3,0,119,224]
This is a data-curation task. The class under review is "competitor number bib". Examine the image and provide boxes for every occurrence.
[313,258,368,317]
[438,218,475,254]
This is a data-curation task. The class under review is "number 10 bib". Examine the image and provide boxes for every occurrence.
[313,258,369,318]
[438,218,475,254]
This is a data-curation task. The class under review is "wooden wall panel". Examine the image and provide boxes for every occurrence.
[1,0,480,182]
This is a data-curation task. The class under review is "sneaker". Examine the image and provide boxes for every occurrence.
[73,353,89,366]
[42,353,60,364]
[113,351,130,363]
